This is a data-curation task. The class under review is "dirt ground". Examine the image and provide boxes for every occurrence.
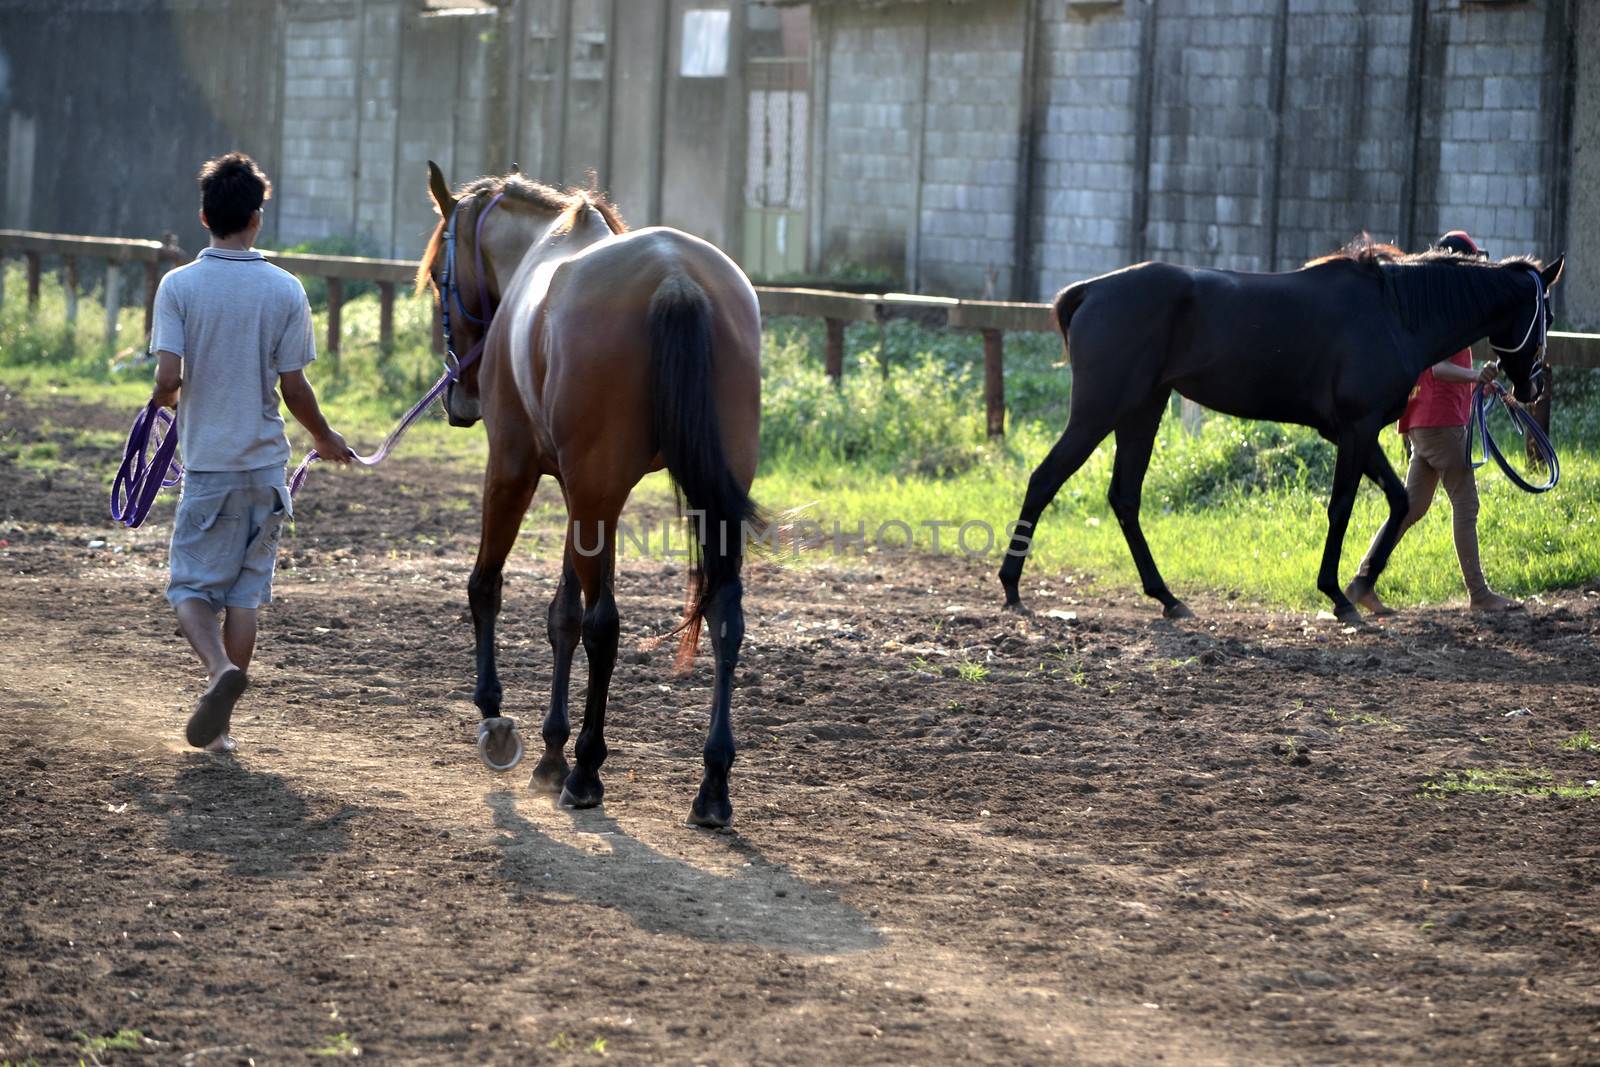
[2,390,1599,1066]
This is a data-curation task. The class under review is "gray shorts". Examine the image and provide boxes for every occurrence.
[167,466,292,612]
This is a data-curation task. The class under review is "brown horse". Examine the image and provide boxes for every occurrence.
[417,163,761,828]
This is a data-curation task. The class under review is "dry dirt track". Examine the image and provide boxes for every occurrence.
[2,392,1599,1065]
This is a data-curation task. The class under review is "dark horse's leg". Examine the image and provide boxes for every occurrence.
[469,452,540,746]
[690,576,744,829]
[999,414,1113,610]
[1109,393,1192,619]
[529,555,581,792]
[1344,447,1412,607]
[1318,429,1379,624]
[559,506,621,810]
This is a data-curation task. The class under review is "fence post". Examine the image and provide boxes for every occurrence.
[103,263,122,347]
[326,276,344,363]
[982,327,1006,438]
[824,317,844,383]
[25,251,41,314]
[432,302,445,356]
[62,257,78,325]
[145,233,183,341]
[378,280,395,358]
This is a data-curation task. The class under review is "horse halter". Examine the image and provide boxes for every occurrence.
[438,192,506,379]
[1489,268,1549,397]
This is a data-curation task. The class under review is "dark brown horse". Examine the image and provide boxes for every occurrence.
[999,240,1563,623]
[418,163,761,828]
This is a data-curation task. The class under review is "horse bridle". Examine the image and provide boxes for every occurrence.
[438,192,506,380]
[1489,268,1549,399]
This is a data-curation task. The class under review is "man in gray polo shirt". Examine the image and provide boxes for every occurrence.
[150,152,352,752]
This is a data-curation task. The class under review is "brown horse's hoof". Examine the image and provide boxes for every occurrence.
[1163,601,1195,620]
[1001,598,1032,616]
[1334,606,1366,627]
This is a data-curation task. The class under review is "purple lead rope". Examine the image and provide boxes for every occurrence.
[109,402,184,528]
[110,366,453,527]
[287,367,454,493]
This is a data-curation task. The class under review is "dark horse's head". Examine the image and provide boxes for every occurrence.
[417,162,629,427]
[1366,239,1566,406]
[1484,254,1563,405]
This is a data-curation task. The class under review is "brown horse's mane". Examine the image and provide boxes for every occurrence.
[415,174,628,294]
[1304,232,1543,332]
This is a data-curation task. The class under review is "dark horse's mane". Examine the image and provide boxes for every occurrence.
[1305,231,1543,332]
[416,174,628,294]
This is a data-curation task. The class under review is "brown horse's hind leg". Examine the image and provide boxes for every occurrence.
[469,454,540,748]
[1109,394,1192,619]
[529,557,581,793]
[689,575,743,829]
[558,503,622,810]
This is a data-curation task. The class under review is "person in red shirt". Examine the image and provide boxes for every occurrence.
[1346,230,1521,616]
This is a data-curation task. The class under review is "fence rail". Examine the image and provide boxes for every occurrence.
[3,228,1596,441]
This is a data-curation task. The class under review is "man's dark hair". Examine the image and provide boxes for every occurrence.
[197,152,271,238]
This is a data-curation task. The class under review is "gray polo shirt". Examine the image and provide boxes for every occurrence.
[149,247,316,472]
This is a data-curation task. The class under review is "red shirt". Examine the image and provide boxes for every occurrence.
[1398,349,1472,433]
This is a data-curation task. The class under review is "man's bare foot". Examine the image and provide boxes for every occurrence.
[1471,592,1523,614]
[186,666,248,749]
[1344,580,1396,617]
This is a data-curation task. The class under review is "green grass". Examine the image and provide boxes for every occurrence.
[74,1029,144,1054]
[5,263,1598,610]
[1561,728,1600,753]
[1418,768,1600,800]
[954,658,991,683]
[313,1032,362,1058]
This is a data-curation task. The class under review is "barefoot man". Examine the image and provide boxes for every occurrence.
[149,152,352,751]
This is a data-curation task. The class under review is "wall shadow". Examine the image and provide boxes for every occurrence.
[484,792,884,955]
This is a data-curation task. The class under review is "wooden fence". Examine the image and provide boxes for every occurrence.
[3,228,1597,441]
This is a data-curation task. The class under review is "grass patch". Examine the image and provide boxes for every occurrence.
[75,1029,144,1054]
[314,1032,361,1058]
[1561,728,1600,753]
[1326,708,1405,733]
[954,658,991,683]
[1418,767,1600,800]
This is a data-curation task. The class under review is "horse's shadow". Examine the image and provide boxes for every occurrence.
[484,792,884,954]
[123,757,360,877]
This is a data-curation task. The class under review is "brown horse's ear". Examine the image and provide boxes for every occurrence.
[1540,253,1565,290]
[427,160,456,218]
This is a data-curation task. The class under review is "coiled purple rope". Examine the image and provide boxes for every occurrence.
[109,402,184,528]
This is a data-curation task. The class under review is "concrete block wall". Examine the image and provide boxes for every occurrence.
[1414,0,1560,263]
[1031,0,1144,295]
[1142,0,1278,273]
[915,0,1025,298]
[279,6,361,245]
[818,5,926,281]
[1274,0,1414,269]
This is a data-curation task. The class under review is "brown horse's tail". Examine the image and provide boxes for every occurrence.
[648,272,759,671]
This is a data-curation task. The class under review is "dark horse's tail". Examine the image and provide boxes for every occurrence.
[648,272,759,670]
[1053,281,1091,359]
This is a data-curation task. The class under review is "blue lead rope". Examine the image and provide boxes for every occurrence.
[1466,381,1559,494]
[110,401,184,528]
